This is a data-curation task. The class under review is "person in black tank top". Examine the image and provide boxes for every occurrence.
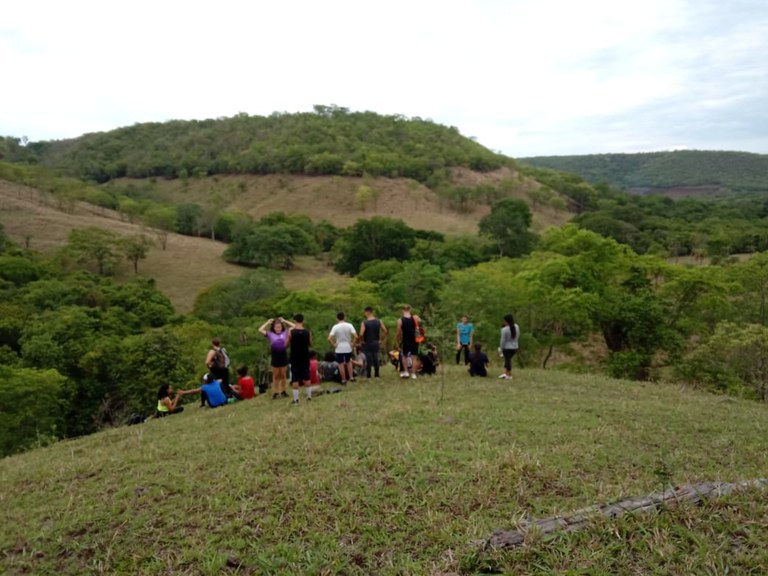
[287,313,313,404]
[396,305,420,379]
[359,306,388,378]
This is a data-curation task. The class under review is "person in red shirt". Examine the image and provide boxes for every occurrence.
[309,350,321,385]
[232,365,256,400]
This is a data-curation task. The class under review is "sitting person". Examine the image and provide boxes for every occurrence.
[184,373,229,408]
[468,343,489,377]
[231,365,256,400]
[155,383,184,417]
[309,350,321,385]
[351,345,367,379]
[319,351,342,383]
[417,343,438,376]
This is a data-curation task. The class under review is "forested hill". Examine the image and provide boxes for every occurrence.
[519,150,768,194]
[5,106,510,185]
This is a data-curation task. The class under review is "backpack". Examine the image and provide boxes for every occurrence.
[414,317,426,344]
[212,347,230,369]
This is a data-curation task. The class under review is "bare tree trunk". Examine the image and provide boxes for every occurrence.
[485,479,768,551]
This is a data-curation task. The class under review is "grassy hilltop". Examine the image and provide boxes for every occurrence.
[2,367,768,575]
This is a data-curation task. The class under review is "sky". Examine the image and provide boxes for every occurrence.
[2,0,767,158]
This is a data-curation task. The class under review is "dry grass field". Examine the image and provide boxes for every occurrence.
[115,167,571,235]
[0,169,570,312]
[0,180,245,313]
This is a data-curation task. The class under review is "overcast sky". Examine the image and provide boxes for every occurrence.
[2,0,767,157]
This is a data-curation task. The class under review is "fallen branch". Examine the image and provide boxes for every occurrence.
[486,478,768,550]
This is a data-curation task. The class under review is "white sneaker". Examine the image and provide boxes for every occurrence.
[410,374,417,380]
[400,372,409,378]
[498,373,508,379]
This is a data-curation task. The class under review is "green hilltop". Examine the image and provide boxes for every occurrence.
[520,150,768,194]
[6,105,510,186]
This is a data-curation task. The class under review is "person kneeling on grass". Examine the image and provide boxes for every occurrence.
[156,383,185,417]
[468,343,489,377]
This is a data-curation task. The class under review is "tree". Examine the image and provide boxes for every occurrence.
[223,223,317,269]
[478,198,537,257]
[143,206,176,250]
[333,217,417,274]
[66,227,122,276]
[677,322,768,400]
[122,235,153,274]
[0,367,67,456]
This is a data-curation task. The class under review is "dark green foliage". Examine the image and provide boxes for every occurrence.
[192,270,287,324]
[333,217,417,274]
[521,150,768,192]
[223,223,317,269]
[0,367,67,457]
[478,198,537,257]
[26,108,510,185]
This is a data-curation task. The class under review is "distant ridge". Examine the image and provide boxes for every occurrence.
[519,150,768,195]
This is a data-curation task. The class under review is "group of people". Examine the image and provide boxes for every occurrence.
[456,314,520,379]
[153,308,520,417]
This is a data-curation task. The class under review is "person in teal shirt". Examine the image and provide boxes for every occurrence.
[455,315,474,365]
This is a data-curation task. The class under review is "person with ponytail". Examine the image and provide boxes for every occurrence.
[498,314,520,379]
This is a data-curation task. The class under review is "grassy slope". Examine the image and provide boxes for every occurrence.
[2,367,767,575]
[0,180,347,313]
[115,167,571,235]
[0,169,570,312]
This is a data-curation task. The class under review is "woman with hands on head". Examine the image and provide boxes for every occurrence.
[259,316,295,399]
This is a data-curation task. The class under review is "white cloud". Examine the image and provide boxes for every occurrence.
[1,0,767,156]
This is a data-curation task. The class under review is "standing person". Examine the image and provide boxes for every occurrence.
[287,313,313,404]
[396,304,420,379]
[499,314,520,379]
[155,384,184,417]
[205,338,230,392]
[359,306,388,379]
[232,366,256,400]
[455,315,474,365]
[259,317,294,399]
[468,343,489,377]
[328,312,357,384]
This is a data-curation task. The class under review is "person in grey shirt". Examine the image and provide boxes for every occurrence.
[498,314,519,379]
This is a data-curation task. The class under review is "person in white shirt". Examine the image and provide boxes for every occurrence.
[328,312,358,384]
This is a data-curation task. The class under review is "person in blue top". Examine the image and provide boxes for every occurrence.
[455,315,474,365]
[184,373,229,408]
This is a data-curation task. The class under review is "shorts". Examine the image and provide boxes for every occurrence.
[401,341,419,357]
[290,360,310,383]
[335,352,352,364]
[271,349,288,368]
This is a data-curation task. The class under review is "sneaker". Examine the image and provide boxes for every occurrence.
[291,399,299,405]
[498,373,508,379]
[281,391,289,398]
[306,396,312,401]
[400,372,409,378]
[272,393,280,400]
[410,374,417,380]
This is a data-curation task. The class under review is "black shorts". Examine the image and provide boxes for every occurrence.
[290,360,310,383]
[335,352,352,363]
[401,341,419,357]
[271,350,289,368]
